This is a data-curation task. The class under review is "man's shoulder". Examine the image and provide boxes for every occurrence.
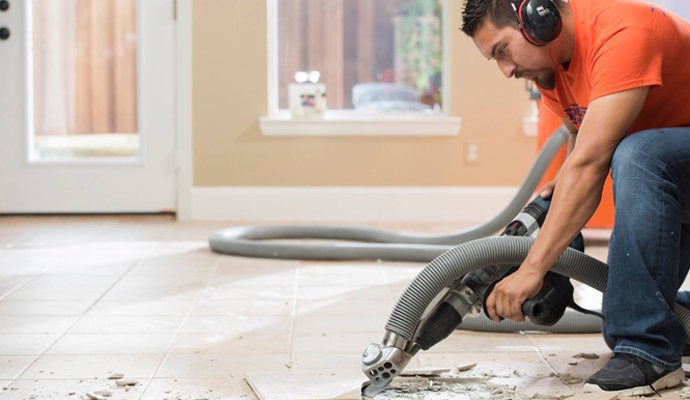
[574,0,673,32]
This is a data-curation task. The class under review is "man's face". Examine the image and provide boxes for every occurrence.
[472,21,557,90]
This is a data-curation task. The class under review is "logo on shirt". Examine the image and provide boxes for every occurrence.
[564,104,588,126]
[650,4,666,16]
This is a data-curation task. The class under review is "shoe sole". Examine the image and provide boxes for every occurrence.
[582,368,684,396]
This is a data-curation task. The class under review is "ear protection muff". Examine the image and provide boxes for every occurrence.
[510,0,563,46]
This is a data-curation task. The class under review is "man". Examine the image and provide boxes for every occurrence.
[461,0,690,395]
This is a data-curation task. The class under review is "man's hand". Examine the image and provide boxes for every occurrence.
[485,266,546,323]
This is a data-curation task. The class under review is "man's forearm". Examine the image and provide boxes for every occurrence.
[567,132,577,156]
[555,132,578,181]
[523,156,608,274]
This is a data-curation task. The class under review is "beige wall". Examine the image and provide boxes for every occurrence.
[192,0,537,187]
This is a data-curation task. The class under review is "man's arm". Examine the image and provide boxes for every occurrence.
[563,118,578,156]
[486,86,650,323]
[526,87,649,273]
[553,118,579,182]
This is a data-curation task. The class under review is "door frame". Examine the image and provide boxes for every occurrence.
[175,0,193,221]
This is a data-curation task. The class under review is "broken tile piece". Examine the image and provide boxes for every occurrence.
[115,379,138,387]
[456,362,477,372]
[245,371,364,400]
[93,387,112,397]
[573,353,599,359]
[85,392,108,400]
[400,367,450,377]
[556,373,582,385]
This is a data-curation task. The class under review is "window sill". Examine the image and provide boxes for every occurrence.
[259,113,462,137]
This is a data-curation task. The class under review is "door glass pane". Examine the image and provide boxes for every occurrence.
[30,0,139,160]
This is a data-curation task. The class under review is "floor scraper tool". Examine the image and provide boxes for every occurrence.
[361,196,605,396]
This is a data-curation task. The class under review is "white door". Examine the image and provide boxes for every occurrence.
[0,0,176,213]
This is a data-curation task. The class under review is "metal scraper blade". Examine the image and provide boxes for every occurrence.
[361,379,393,398]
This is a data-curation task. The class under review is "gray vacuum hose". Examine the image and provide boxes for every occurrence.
[208,127,613,334]
[208,127,569,261]
[459,309,603,333]
[386,236,690,341]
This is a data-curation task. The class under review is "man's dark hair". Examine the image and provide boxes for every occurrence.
[461,0,562,37]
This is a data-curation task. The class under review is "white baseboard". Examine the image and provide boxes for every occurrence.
[190,186,521,222]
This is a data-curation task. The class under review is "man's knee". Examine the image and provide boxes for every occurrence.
[611,129,677,177]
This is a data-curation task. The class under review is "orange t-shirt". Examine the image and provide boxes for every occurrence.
[539,0,690,133]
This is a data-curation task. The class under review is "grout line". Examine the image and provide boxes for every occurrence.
[0,241,96,304]
[0,222,151,305]
[380,262,398,302]
[137,256,222,400]
[530,343,560,376]
[5,242,161,389]
[286,264,300,368]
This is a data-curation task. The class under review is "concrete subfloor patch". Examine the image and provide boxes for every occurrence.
[244,371,364,400]
[243,371,590,400]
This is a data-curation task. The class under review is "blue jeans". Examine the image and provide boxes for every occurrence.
[600,127,690,370]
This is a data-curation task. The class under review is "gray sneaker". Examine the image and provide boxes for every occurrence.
[583,353,683,396]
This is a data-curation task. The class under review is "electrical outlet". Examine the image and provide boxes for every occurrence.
[465,140,480,165]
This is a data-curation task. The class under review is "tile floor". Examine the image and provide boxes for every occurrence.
[0,216,686,400]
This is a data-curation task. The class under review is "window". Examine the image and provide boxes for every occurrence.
[275,0,444,113]
[264,0,460,136]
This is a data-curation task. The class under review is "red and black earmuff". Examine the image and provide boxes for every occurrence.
[509,0,563,46]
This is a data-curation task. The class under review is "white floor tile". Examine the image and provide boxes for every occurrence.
[297,285,394,301]
[67,316,185,334]
[294,315,387,334]
[5,275,119,301]
[295,299,395,316]
[169,333,291,354]
[0,334,60,355]
[19,354,164,379]
[142,377,257,400]
[292,332,381,354]
[47,334,175,354]
[155,354,290,378]
[191,299,293,316]
[2,378,149,400]
[0,316,79,334]
[416,351,554,379]
[87,299,193,316]
[0,300,93,316]
[180,315,292,335]
[0,356,37,379]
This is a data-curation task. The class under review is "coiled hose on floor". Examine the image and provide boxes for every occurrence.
[208,127,569,261]
[209,127,612,333]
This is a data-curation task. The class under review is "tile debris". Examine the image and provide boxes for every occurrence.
[573,353,599,360]
[115,379,139,387]
[456,363,477,372]
[400,367,451,377]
